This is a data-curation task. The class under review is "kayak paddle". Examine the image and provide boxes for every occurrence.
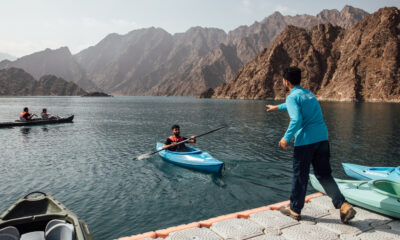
[135,125,228,160]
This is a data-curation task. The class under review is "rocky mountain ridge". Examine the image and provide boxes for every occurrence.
[210,7,400,102]
[0,67,87,96]
[0,5,369,97]
[143,5,369,96]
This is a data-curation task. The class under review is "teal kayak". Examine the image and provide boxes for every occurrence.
[156,142,223,173]
[342,163,400,182]
[309,174,400,218]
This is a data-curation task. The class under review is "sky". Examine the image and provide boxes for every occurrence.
[0,0,399,58]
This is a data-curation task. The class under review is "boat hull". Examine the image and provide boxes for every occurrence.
[342,163,400,182]
[0,115,74,128]
[156,142,223,173]
[310,174,400,219]
[0,191,93,240]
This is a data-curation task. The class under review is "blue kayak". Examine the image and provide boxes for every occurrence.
[156,142,224,173]
[342,163,400,182]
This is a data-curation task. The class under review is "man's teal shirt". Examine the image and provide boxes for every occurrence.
[278,86,328,147]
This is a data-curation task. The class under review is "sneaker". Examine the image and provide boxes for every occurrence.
[340,202,356,223]
[279,206,301,220]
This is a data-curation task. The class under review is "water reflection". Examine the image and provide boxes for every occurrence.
[322,102,400,168]
[20,127,31,135]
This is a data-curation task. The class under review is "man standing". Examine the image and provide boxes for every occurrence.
[266,67,356,223]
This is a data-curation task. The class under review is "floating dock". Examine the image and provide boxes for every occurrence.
[118,192,400,240]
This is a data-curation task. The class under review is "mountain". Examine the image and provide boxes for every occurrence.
[1,5,369,96]
[0,52,17,61]
[146,43,242,96]
[0,47,98,91]
[146,5,368,96]
[0,67,87,96]
[74,26,226,95]
[211,7,400,102]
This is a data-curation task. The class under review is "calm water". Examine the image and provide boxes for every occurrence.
[0,97,399,239]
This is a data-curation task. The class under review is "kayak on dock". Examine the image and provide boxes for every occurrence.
[156,142,223,173]
[0,115,74,128]
[0,191,93,240]
[342,163,400,182]
[310,174,400,219]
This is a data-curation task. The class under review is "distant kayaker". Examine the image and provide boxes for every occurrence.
[41,108,57,119]
[19,107,34,121]
[266,67,356,223]
[163,125,196,152]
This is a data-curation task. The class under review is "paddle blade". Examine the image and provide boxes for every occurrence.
[136,153,151,161]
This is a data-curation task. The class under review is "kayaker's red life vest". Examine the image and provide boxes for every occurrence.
[20,112,27,117]
[168,136,185,142]
[168,135,185,151]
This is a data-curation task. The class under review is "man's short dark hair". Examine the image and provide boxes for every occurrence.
[171,124,180,130]
[283,67,301,85]
[23,107,28,112]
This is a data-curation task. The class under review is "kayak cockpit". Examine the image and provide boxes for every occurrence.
[370,180,400,198]
[156,142,202,155]
[365,167,395,176]
[0,192,93,240]
[163,147,202,155]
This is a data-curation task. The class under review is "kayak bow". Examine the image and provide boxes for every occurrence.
[0,191,93,240]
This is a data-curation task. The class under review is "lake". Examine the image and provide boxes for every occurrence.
[0,96,399,240]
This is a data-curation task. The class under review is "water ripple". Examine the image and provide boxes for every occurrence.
[0,97,399,240]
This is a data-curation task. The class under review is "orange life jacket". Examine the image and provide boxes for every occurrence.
[20,112,27,117]
[168,135,185,151]
[168,136,185,142]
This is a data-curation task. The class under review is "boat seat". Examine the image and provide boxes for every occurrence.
[45,221,75,240]
[20,231,45,240]
[45,220,66,233]
[0,226,20,240]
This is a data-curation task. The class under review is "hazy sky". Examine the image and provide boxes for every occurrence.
[1,0,399,57]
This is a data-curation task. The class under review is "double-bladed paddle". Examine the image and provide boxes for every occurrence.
[136,125,228,160]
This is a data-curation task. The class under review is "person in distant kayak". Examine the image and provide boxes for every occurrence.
[20,107,34,121]
[41,108,57,119]
[163,125,196,152]
[266,67,356,223]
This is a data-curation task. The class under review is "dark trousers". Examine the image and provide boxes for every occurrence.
[290,140,345,214]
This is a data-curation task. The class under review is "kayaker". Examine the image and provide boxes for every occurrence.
[163,125,196,152]
[41,108,57,119]
[266,67,356,223]
[19,107,34,121]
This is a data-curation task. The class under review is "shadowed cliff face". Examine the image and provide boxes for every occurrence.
[212,7,400,102]
[0,68,87,96]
